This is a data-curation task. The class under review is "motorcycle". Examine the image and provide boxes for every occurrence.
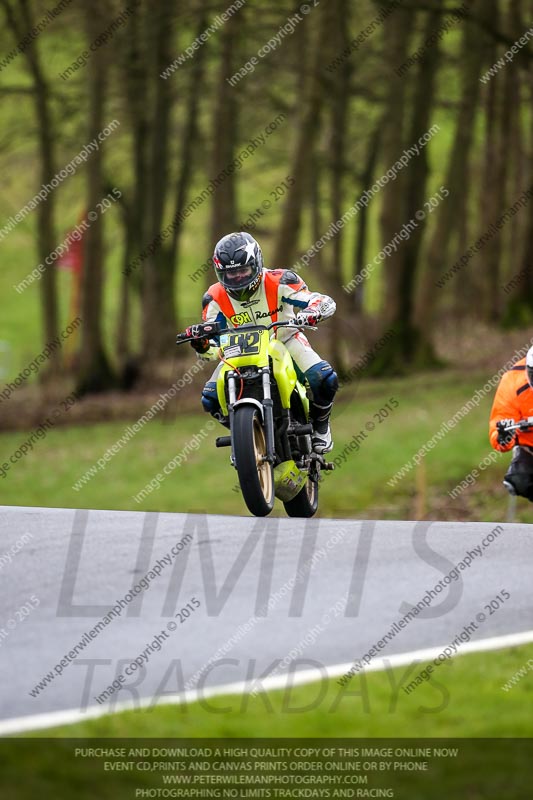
[498,418,533,497]
[176,320,335,517]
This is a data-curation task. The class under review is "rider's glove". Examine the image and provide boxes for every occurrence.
[185,325,210,354]
[496,419,516,448]
[190,338,210,354]
[294,309,321,328]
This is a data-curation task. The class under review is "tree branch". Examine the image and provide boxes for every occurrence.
[379,0,533,55]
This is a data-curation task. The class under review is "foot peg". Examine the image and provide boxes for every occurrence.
[310,453,335,470]
[288,423,314,436]
[216,436,231,448]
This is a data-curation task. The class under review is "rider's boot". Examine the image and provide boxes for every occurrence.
[310,401,334,454]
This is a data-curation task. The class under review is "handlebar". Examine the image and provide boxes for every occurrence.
[498,418,533,433]
[176,321,222,343]
[176,320,315,345]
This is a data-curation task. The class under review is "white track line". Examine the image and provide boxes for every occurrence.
[2,628,533,737]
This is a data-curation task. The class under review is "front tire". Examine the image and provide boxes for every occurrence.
[283,474,319,518]
[233,406,274,517]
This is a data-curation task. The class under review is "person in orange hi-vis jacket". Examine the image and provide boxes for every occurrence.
[489,345,533,500]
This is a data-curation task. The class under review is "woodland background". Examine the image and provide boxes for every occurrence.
[2,0,533,388]
[1,0,533,521]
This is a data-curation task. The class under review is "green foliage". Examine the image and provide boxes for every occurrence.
[2,0,529,384]
[501,297,533,330]
[0,370,523,521]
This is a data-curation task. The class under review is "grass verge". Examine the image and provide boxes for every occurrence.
[2,645,532,799]
[0,369,528,521]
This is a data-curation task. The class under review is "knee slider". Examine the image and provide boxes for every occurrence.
[305,361,338,405]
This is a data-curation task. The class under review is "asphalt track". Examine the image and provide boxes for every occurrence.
[0,505,532,733]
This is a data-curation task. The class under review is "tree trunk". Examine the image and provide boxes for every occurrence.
[378,5,413,323]
[476,0,512,322]
[416,0,486,335]
[373,1,444,373]
[273,2,333,266]
[170,6,209,322]
[487,64,513,321]
[141,0,176,369]
[115,194,137,387]
[451,0,497,316]
[502,65,533,326]
[3,0,60,373]
[499,0,531,325]
[117,0,149,377]
[209,4,241,246]
[124,0,149,269]
[352,124,381,315]
[328,0,351,372]
[76,0,115,394]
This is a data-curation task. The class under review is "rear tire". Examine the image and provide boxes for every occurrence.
[283,474,319,518]
[233,405,274,517]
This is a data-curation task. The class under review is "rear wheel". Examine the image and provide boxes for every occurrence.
[233,405,274,517]
[283,473,319,518]
[284,391,319,518]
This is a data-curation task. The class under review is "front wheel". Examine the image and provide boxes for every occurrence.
[233,405,275,517]
[283,474,319,518]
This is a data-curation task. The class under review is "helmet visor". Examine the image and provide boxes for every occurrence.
[218,264,255,290]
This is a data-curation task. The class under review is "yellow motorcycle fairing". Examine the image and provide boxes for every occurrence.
[216,328,306,417]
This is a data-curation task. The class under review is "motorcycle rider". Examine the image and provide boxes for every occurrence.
[186,231,338,454]
[489,345,533,501]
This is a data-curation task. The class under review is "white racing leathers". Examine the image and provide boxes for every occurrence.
[199,267,336,373]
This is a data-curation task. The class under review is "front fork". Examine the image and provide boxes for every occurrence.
[227,372,237,466]
[226,369,276,466]
[260,367,276,462]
